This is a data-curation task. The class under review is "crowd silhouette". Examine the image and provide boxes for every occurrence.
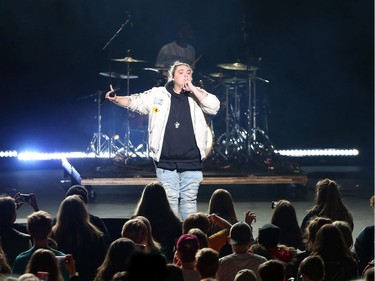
[0,178,373,281]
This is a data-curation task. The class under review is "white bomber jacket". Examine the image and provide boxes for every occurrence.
[126,86,220,161]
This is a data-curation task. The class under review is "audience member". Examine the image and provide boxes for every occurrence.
[175,234,200,281]
[0,244,11,276]
[183,212,232,254]
[207,189,238,257]
[217,222,266,281]
[195,248,219,281]
[165,264,184,281]
[258,260,285,281]
[310,224,358,280]
[354,195,374,274]
[133,182,181,261]
[111,271,128,281]
[291,217,332,280]
[297,255,325,281]
[332,220,355,251]
[188,228,209,248]
[25,249,78,281]
[363,264,374,281]
[51,195,107,281]
[126,251,168,281]
[301,178,353,233]
[303,217,332,251]
[121,217,160,253]
[64,185,111,246]
[233,269,257,281]
[207,189,238,226]
[93,238,136,281]
[0,196,32,266]
[17,273,39,281]
[249,223,297,279]
[271,199,305,250]
[12,211,68,279]
[134,216,162,252]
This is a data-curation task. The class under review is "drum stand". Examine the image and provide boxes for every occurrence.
[86,91,119,157]
[246,71,274,160]
[215,79,249,161]
[118,58,149,163]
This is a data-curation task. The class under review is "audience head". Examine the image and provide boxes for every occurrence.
[257,223,280,248]
[127,251,167,281]
[111,271,128,281]
[258,260,285,281]
[208,188,237,222]
[234,269,257,281]
[271,199,300,230]
[313,179,352,225]
[364,266,374,281]
[176,234,199,263]
[0,196,17,225]
[187,228,209,248]
[304,216,332,249]
[121,218,148,246]
[229,222,253,246]
[96,237,136,279]
[195,248,219,279]
[299,255,325,281]
[65,185,89,204]
[134,216,161,251]
[370,195,374,211]
[312,224,352,261]
[27,211,52,241]
[134,182,175,217]
[17,273,39,281]
[26,249,63,281]
[55,195,90,227]
[332,220,353,249]
[182,212,210,234]
[165,264,184,281]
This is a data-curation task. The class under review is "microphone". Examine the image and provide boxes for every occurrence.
[126,11,133,27]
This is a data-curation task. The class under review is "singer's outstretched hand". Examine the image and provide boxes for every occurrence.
[105,84,116,101]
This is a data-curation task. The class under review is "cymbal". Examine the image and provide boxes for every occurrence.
[209,72,229,78]
[111,56,147,63]
[223,77,247,84]
[143,67,169,73]
[217,62,258,71]
[99,72,138,79]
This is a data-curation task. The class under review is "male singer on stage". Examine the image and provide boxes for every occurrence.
[105,61,220,220]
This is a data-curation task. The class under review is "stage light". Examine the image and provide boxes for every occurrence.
[275,148,359,157]
[0,150,17,158]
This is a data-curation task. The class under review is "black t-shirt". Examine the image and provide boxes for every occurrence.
[157,83,202,171]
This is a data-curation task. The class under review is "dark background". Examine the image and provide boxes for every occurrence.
[0,0,373,166]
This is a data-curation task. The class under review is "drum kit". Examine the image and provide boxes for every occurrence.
[87,55,274,165]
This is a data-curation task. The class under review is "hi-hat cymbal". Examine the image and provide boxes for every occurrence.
[143,67,169,73]
[217,62,258,71]
[223,77,247,84]
[99,72,138,79]
[209,72,229,78]
[111,56,147,63]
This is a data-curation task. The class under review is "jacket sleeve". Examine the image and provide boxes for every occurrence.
[199,91,220,115]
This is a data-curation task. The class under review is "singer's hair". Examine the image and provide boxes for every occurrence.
[167,61,193,82]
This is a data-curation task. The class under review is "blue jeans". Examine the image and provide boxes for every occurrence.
[156,168,203,220]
